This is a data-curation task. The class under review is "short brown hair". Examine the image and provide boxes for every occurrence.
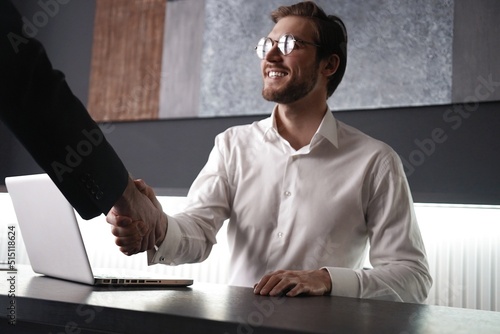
[271,1,348,97]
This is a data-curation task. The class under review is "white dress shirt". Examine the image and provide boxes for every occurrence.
[149,107,432,303]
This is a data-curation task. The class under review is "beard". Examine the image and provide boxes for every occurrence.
[262,64,320,104]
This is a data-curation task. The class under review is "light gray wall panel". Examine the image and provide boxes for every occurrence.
[198,0,454,117]
[159,0,206,118]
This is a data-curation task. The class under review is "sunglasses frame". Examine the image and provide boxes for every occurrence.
[255,34,321,59]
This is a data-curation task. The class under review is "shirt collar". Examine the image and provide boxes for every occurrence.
[315,107,339,148]
[262,105,339,149]
[261,105,279,141]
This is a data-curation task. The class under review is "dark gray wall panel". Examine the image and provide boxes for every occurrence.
[452,0,500,103]
[3,103,499,204]
[11,0,95,106]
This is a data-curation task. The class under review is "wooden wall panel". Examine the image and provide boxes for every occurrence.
[88,0,166,121]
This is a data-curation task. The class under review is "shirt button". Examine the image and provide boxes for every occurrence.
[277,232,283,238]
[284,191,291,197]
[159,256,165,262]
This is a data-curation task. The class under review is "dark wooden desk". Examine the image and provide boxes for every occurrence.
[1,266,499,333]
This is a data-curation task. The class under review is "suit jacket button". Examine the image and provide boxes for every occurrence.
[80,173,91,183]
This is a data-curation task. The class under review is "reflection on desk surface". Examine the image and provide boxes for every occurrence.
[1,266,500,334]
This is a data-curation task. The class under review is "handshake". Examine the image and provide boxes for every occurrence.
[106,177,167,256]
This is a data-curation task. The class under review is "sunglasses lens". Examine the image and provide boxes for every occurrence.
[279,34,295,55]
[255,35,296,59]
[256,37,274,59]
[256,38,266,59]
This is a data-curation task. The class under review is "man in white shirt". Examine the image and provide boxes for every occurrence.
[107,1,432,302]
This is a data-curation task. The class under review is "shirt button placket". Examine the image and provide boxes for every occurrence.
[266,155,296,272]
[277,156,296,241]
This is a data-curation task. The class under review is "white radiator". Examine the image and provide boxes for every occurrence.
[416,203,500,311]
[1,194,498,311]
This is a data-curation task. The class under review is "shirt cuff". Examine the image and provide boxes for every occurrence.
[322,267,360,298]
[147,214,182,265]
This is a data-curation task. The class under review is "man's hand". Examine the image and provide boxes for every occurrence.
[106,177,167,255]
[253,269,332,297]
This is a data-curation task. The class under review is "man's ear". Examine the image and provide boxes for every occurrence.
[322,54,340,77]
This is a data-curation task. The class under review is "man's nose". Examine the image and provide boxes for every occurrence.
[264,43,282,62]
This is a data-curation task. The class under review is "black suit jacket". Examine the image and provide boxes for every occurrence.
[0,0,128,219]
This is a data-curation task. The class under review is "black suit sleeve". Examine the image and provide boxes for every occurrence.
[0,0,128,219]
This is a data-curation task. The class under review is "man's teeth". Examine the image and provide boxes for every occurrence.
[269,71,286,78]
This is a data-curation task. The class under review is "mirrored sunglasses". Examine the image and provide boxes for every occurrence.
[255,34,320,59]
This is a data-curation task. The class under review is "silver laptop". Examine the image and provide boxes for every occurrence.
[5,173,193,287]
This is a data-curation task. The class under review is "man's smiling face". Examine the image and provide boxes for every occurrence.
[261,16,322,104]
